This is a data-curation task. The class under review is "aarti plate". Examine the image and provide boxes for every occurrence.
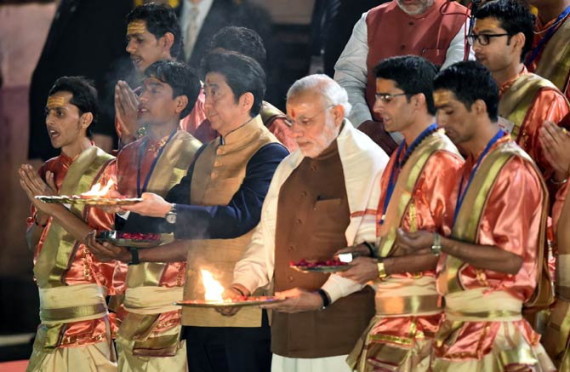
[176,297,285,308]
[290,258,351,273]
[96,230,162,248]
[290,264,351,273]
[35,195,142,206]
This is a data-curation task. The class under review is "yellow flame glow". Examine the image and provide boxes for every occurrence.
[201,269,224,302]
[81,179,115,197]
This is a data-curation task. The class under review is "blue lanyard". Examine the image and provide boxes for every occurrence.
[453,130,506,223]
[379,124,438,225]
[136,129,177,197]
[525,6,570,66]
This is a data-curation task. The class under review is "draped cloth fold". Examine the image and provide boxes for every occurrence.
[27,284,116,372]
[123,286,183,315]
[433,289,555,372]
[347,277,442,372]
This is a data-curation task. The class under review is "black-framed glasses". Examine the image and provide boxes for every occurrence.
[467,32,511,46]
[375,92,407,104]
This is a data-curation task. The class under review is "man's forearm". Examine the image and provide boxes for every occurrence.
[50,205,93,242]
[26,224,44,251]
[138,239,189,263]
[440,236,523,274]
[384,253,438,276]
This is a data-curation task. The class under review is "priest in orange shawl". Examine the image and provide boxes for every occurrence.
[97,60,202,371]
[398,61,555,371]
[471,0,569,181]
[339,56,463,372]
[19,77,125,372]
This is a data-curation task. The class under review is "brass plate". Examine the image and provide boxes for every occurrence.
[36,195,142,206]
[176,297,285,308]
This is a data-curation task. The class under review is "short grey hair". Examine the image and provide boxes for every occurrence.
[287,74,352,117]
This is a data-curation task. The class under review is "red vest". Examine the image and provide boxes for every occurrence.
[366,0,468,119]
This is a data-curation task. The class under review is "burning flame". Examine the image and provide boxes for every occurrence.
[201,269,224,302]
[81,179,115,197]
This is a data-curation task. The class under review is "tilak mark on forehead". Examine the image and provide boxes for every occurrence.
[128,20,147,35]
[46,96,66,108]
[433,90,454,107]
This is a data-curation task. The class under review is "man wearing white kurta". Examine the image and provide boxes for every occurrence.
[224,75,389,372]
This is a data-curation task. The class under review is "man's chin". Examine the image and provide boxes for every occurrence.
[298,145,315,158]
[398,4,428,15]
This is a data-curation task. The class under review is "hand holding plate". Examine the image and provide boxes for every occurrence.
[216,287,247,317]
[261,288,319,313]
[121,192,171,217]
[85,231,130,262]
[396,228,434,255]
[339,257,379,284]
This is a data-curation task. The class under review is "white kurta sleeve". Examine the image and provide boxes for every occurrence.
[441,19,474,69]
[334,12,372,127]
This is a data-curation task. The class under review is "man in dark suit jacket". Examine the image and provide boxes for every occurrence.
[28,0,133,160]
[174,0,272,70]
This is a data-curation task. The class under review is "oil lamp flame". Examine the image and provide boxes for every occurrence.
[81,179,115,197]
[201,269,224,302]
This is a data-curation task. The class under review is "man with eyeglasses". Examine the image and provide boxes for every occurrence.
[335,56,463,372]
[334,0,471,155]
[225,75,389,372]
[471,0,569,181]
[525,0,570,102]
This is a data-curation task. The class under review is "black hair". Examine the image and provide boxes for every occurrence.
[433,60,499,121]
[201,50,266,116]
[48,76,99,133]
[126,3,183,59]
[474,0,535,62]
[374,55,439,115]
[210,26,267,68]
[144,60,201,118]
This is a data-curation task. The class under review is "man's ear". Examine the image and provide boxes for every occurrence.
[80,112,94,129]
[330,104,344,127]
[511,32,525,54]
[239,92,255,114]
[472,99,487,116]
[412,93,427,111]
[161,32,175,54]
[175,95,189,115]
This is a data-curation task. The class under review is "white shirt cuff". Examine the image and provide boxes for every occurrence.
[321,274,365,304]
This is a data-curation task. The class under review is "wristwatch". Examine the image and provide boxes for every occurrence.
[431,233,442,256]
[165,203,177,224]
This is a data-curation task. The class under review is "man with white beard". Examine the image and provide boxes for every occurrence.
[334,0,472,154]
